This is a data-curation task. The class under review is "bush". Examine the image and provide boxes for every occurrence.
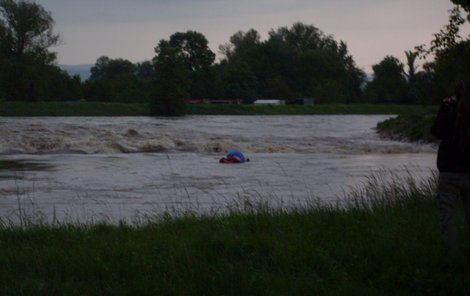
[149,83,187,116]
[376,113,437,143]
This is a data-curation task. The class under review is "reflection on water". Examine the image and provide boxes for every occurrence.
[0,160,54,171]
[0,160,54,180]
[0,115,438,224]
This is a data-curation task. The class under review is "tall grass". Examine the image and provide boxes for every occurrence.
[343,168,438,211]
[0,171,469,295]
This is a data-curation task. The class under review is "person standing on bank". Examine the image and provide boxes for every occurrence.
[431,79,470,255]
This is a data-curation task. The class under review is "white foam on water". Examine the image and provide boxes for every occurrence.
[0,115,436,155]
[0,115,438,224]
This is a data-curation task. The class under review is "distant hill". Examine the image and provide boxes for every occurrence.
[60,64,93,81]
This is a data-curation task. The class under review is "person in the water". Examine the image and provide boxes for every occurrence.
[219,149,250,163]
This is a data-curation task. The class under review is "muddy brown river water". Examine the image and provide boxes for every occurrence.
[0,115,437,224]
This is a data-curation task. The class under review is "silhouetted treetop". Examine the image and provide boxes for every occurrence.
[0,0,59,63]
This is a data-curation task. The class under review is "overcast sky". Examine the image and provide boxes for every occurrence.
[37,0,469,72]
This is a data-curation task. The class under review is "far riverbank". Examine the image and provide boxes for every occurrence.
[0,102,437,116]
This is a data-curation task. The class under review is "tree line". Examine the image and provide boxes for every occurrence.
[1,0,470,115]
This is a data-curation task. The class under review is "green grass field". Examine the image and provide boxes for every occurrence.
[0,101,149,116]
[0,172,468,295]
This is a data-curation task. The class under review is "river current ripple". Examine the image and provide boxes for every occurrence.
[0,115,437,224]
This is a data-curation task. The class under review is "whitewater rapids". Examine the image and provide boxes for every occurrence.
[0,115,437,224]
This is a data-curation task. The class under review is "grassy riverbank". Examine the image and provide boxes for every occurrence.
[376,112,438,143]
[0,101,437,116]
[0,101,150,116]
[186,103,436,115]
[0,172,469,295]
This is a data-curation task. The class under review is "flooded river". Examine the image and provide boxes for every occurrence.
[0,115,437,224]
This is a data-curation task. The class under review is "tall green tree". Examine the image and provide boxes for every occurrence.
[164,31,215,72]
[404,50,419,103]
[366,56,408,103]
[267,23,364,102]
[136,61,155,80]
[411,3,470,102]
[0,0,59,61]
[405,50,419,81]
[432,40,470,99]
[217,22,365,103]
[429,2,470,95]
[154,31,215,101]
[89,56,136,80]
[218,29,264,100]
[251,36,295,99]
[84,56,147,102]
[269,22,337,53]
[219,29,261,62]
[451,0,470,21]
[0,0,80,101]
[415,6,465,58]
[151,40,190,116]
[152,30,216,110]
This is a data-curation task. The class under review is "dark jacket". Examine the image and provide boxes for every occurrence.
[431,99,470,173]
